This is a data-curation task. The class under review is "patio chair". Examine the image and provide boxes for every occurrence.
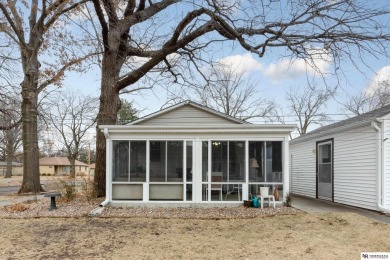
[258,187,275,209]
[211,172,223,201]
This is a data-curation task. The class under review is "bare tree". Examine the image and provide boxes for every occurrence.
[0,1,95,193]
[344,80,390,116]
[92,0,390,196]
[44,90,98,178]
[194,64,274,120]
[0,98,22,178]
[286,84,334,136]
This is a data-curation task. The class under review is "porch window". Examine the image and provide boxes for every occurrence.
[248,141,283,198]
[112,140,146,182]
[149,141,183,182]
[266,142,282,182]
[248,141,264,182]
[211,141,245,182]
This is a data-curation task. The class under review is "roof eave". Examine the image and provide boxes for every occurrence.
[290,120,372,144]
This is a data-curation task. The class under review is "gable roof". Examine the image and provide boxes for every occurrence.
[128,100,249,125]
[39,157,89,166]
[291,104,390,143]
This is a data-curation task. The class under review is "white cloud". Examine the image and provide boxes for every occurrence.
[217,53,263,74]
[365,66,390,96]
[263,49,332,83]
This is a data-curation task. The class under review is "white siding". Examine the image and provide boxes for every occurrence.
[290,124,378,211]
[333,125,377,210]
[290,141,316,198]
[137,105,239,125]
[383,119,390,209]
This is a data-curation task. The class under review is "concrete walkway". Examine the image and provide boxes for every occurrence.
[292,195,390,224]
[0,195,44,207]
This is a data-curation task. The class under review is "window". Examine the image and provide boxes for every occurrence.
[248,141,264,182]
[211,141,245,182]
[130,141,146,182]
[186,141,193,182]
[150,141,183,182]
[112,141,129,181]
[266,142,282,182]
[229,141,245,182]
[112,140,146,182]
[202,141,208,182]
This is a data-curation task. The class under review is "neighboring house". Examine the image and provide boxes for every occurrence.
[0,161,23,176]
[290,105,390,213]
[99,100,295,206]
[39,157,89,176]
[89,163,95,177]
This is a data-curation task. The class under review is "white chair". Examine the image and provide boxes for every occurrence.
[211,172,223,201]
[258,187,275,209]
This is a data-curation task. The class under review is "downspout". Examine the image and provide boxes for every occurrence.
[371,121,390,213]
[100,128,110,207]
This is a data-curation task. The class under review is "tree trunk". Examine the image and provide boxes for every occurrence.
[94,52,122,197]
[69,157,76,178]
[5,156,12,178]
[5,132,13,178]
[19,56,43,193]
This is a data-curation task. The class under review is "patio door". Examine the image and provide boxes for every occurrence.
[317,141,333,200]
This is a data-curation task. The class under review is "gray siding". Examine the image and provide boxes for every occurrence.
[384,119,390,209]
[136,105,239,125]
[290,141,316,198]
[290,124,378,211]
[333,126,377,210]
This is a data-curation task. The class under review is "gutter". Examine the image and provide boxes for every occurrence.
[371,120,390,213]
[100,199,109,207]
[99,128,111,207]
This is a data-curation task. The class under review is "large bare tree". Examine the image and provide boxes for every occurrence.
[0,96,22,178]
[44,90,98,178]
[286,84,335,135]
[194,64,274,120]
[0,0,94,193]
[92,0,390,196]
[344,80,390,116]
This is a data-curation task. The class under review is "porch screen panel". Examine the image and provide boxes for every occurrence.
[150,141,166,182]
[112,141,129,181]
[167,141,183,182]
[212,141,228,182]
[186,141,193,182]
[202,141,208,182]
[266,142,283,182]
[130,141,146,182]
[248,142,264,182]
[229,141,245,182]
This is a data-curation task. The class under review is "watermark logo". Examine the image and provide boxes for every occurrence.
[361,252,390,260]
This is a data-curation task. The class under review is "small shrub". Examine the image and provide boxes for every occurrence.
[80,178,98,202]
[58,178,76,202]
[47,173,51,176]
[284,192,292,207]
[42,173,46,176]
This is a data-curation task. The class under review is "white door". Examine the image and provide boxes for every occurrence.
[317,141,333,200]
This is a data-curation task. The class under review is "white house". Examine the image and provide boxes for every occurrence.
[290,105,390,213]
[99,101,295,207]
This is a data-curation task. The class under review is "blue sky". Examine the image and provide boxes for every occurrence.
[53,0,390,130]
[62,45,390,125]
